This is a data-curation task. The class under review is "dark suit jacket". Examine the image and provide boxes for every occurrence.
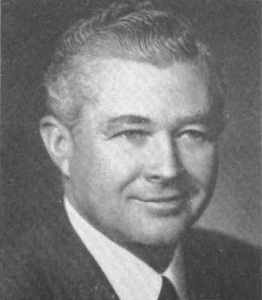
[1,205,260,300]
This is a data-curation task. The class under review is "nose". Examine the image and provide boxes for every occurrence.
[144,131,182,183]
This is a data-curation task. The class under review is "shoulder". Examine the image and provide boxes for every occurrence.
[0,212,118,300]
[184,227,261,300]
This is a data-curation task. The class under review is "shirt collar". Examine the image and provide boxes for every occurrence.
[64,198,188,300]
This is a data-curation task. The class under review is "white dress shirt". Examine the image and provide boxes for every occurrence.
[65,198,188,300]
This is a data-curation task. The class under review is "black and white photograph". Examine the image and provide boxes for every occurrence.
[1,0,261,299]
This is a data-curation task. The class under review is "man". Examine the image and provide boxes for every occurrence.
[1,2,260,299]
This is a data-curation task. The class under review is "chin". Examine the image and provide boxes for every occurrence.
[128,217,192,247]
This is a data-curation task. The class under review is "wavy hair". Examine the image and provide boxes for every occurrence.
[44,1,226,130]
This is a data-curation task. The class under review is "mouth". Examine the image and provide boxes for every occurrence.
[140,192,190,203]
[132,191,194,216]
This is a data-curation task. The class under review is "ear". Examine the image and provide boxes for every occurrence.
[40,116,73,177]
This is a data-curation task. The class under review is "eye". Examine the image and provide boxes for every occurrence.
[115,130,149,140]
[184,130,205,139]
[180,130,208,142]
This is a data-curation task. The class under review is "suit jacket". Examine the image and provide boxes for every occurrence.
[1,204,260,300]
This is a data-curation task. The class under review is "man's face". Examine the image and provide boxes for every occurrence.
[68,59,219,247]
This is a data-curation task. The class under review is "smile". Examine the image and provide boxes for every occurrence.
[132,193,191,216]
[139,192,190,203]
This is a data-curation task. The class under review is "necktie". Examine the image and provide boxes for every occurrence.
[158,276,179,300]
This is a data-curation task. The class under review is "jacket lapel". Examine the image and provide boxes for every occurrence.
[40,203,120,300]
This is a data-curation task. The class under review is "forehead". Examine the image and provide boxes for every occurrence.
[97,58,208,91]
[81,58,211,124]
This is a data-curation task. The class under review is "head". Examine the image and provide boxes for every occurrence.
[40,1,225,253]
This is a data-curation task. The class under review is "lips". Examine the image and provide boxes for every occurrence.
[130,192,191,217]
[141,195,186,203]
[135,191,191,203]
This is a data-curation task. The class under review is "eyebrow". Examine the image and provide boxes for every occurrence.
[106,115,152,125]
[99,115,152,134]
[104,114,211,125]
[175,113,214,127]
[100,112,216,133]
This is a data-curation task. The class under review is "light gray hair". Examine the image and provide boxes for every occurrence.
[44,1,226,130]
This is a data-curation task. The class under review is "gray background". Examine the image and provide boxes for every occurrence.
[1,0,261,247]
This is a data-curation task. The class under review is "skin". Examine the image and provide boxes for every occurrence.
[41,59,220,270]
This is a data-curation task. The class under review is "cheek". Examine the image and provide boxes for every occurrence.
[86,142,143,190]
[99,139,143,168]
[180,145,218,184]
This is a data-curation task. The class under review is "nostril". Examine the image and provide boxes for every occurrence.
[149,175,162,182]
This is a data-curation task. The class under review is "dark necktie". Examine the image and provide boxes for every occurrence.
[158,276,179,300]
